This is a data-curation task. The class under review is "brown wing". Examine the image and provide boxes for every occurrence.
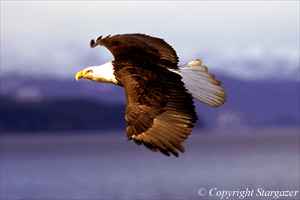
[90,33,179,69]
[114,60,198,157]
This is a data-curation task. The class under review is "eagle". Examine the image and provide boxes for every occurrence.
[76,33,226,157]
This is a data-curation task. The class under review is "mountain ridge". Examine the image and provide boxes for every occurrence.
[1,75,299,132]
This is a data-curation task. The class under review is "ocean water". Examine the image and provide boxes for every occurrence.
[1,129,299,200]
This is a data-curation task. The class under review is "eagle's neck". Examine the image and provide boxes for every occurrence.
[91,61,118,84]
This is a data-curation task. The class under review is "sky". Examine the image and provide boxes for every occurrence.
[1,1,299,81]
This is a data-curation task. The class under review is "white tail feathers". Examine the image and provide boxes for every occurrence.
[176,59,226,107]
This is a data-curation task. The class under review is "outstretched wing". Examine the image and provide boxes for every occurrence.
[90,33,197,156]
[114,61,198,157]
[90,33,179,69]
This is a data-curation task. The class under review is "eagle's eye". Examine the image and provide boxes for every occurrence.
[86,69,93,73]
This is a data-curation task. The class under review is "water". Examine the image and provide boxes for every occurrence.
[1,129,299,199]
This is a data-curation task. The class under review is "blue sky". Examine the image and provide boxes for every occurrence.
[1,1,299,80]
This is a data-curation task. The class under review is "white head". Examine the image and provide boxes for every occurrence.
[76,61,118,84]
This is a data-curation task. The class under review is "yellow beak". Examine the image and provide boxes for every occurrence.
[76,71,84,81]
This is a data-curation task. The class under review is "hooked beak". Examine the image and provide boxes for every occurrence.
[76,71,84,81]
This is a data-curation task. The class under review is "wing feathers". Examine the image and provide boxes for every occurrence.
[128,99,195,156]
[90,33,179,68]
[119,64,197,156]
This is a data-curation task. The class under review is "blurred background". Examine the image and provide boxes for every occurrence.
[1,1,299,199]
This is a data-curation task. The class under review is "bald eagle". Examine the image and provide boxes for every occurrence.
[76,33,226,157]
